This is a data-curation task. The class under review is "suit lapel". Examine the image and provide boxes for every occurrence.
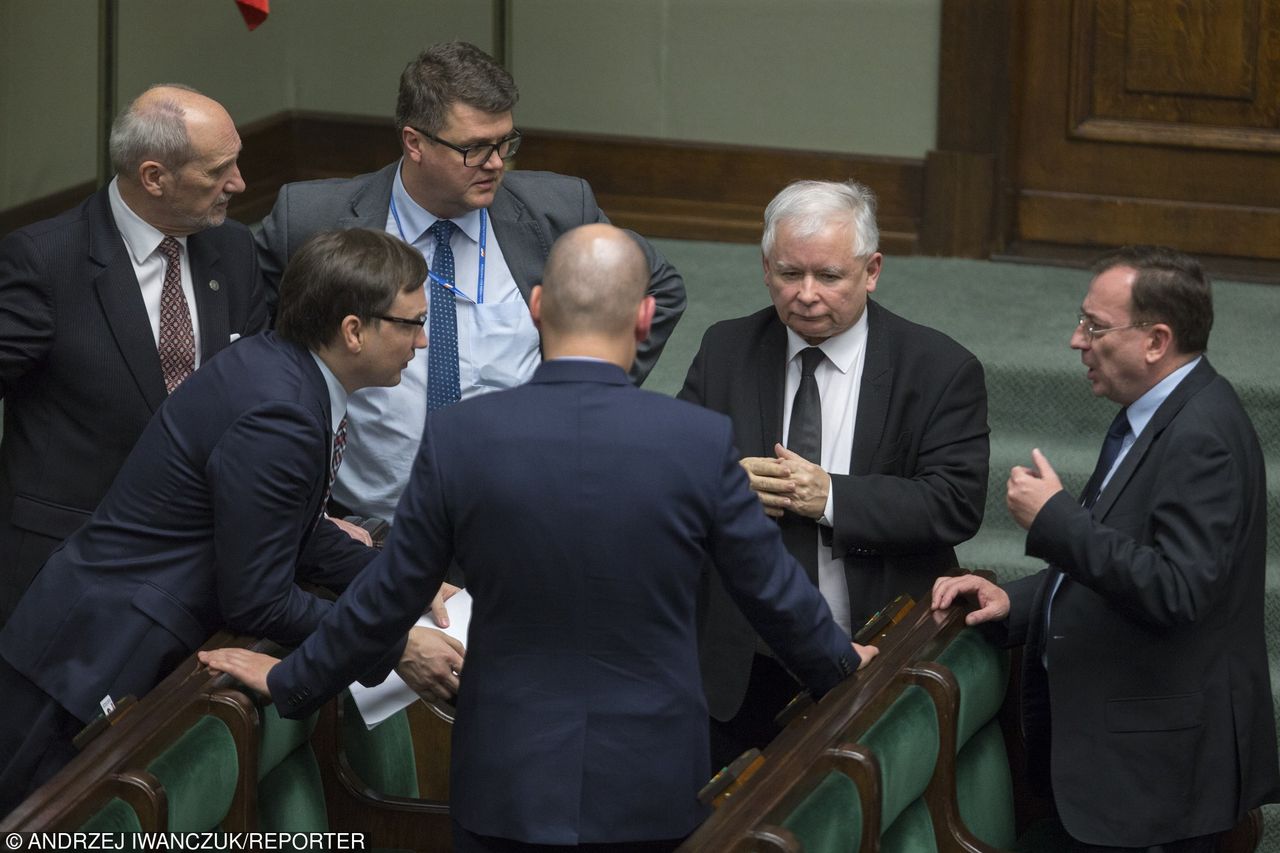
[88,192,167,413]
[851,302,892,475]
[338,162,399,231]
[187,233,229,362]
[1092,359,1215,519]
[756,319,788,454]
[488,185,549,302]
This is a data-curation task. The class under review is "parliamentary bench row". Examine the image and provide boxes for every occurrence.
[679,574,1264,853]
[0,630,455,852]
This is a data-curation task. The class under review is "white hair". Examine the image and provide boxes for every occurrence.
[761,179,879,258]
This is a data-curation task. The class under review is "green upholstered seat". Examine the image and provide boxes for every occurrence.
[79,797,143,834]
[339,692,420,798]
[781,770,863,853]
[935,628,1009,749]
[955,720,1017,849]
[861,685,940,832]
[257,702,329,834]
[145,715,239,831]
[879,797,939,853]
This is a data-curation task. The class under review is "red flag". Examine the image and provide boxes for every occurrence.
[235,0,269,31]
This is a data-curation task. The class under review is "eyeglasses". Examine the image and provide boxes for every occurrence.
[1076,313,1153,340]
[376,313,427,328]
[414,127,522,167]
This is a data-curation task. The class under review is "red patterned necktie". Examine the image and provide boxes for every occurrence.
[156,236,195,393]
[322,416,348,515]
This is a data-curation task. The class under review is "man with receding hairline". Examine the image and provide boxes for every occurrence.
[0,84,267,624]
[202,223,873,852]
[933,246,1279,851]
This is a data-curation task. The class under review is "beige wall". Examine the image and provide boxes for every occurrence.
[0,0,939,211]
[511,0,941,157]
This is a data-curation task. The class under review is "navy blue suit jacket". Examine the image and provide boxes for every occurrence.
[268,359,854,845]
[0,332,372,724]
[0,186,268,623]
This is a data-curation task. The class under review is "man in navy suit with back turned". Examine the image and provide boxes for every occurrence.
[934,246,1280,851]
[0,228,444,816]
[0,84,268,626]
[201,223,877,852]
[255,41,687,526]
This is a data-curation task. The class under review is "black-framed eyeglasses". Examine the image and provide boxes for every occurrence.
[376,313,427,328]
[1076,313,1153,340]
[414,127,522,167]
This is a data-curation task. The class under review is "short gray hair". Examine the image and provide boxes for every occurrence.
[109,83,200,178]
[761,180,880,259]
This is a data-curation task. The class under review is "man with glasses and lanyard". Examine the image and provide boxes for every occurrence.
[256,40,686,533]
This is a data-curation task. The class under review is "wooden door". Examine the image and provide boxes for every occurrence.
[1011,0,1280,260]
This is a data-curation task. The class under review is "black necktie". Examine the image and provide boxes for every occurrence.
[1080,408,1129,508]
[787,347,825,463]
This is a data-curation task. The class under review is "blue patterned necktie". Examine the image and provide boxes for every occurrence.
[426,219,460,411]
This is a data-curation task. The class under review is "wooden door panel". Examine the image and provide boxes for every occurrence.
[1013,0,1280,259]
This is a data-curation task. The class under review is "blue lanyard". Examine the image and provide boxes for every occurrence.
[388,194,487,304]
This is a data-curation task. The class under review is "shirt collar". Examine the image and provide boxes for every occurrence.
[784,309,869,374]
[1124,355,1201,438]
[308,352,349,433]
[108,176,187,264]
[391,160,483,245]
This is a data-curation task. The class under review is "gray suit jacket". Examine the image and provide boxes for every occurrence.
[255,163,685,383]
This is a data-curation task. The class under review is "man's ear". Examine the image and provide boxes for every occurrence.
[402,126,425,163]
[1145,323,1174,364]
[529,284,543,330]
[340,315,364,353]
[635,295,656,343]
[138,161,168,197]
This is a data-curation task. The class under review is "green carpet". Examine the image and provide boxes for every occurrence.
[649,238,1280,850]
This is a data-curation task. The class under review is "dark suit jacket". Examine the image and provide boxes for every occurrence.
[680,300,989,720]
[988,358,1279,846]
[267,359,854,845]
[0,186,268,623]
[254,162,685,384]
[0,332,373,724]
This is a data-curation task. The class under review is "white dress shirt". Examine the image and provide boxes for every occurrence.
[779,311,870,635]
[107,177,202,365]
[334,161,541,520]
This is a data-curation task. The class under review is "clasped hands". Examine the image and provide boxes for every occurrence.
[199,582,466,702]
[741,443,830,519]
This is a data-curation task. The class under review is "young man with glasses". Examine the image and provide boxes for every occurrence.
[255,40,686,529]
[0,229,449,816]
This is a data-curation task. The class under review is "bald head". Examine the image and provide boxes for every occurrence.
[539,224,650,337]
[110,85,245,235]
[110,85,231,179]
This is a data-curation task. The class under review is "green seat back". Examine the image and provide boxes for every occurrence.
[145,715,238,831]
[339,691,420,798]
[79,796,143,834]
[780,770,863,853]
[860,685,940,831]
[879,797,939,853]
[257,703,328,834]
[955,720,1017,849]
[935,628,1009,749]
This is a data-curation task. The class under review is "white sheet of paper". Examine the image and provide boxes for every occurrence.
[348,589,472,729]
